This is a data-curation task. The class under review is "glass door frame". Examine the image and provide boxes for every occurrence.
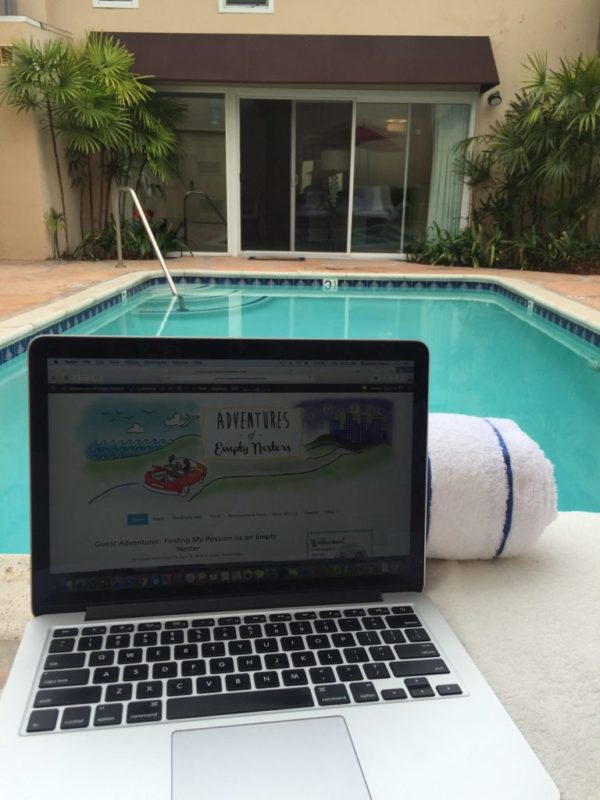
[227,86,478,258]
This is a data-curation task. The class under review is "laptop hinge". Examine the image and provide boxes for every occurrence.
[84,589,382,621]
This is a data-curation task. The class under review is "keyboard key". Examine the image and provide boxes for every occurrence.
[217,616,241,626]
[110,624,134,634]
[228,641,252,656]
[317,649,343,666]
[405,628,431,643]
[314,619,338,633]
[153,662,177,679]
[291,651,316,668]
[127,700,162,724]
[134,632,157,647]
[118,648,143,665]
[343,647,369,663]
[182,660,207,676]
[309,667,336,684]
[343,608,366,617]
[254,671,280,689]
[255,638,279,654]
[191,617,215,627]
[188,628,211,643]
[306,635,330,650]
[105,683,132,702]
[289,621,313,635]
[332,633,356,648]
[237,656,261,672]
[387,615,421,629]
[136,681,163,699]
[381,688,408,701]
[314,684,350,706]
[294,611,317,620]
[368,645,395,661]
[362,616,385,630]
[390,659,449,678]
[209,657,234,674]
[94,704,123,726]
[89,651,115,667]
[239,625,262,639]
[27,709,58,732]
[167,679,193,697]
[391,606,413,615]
[123,664,148,681]
[167,688,314,720]
[213,626,236,641]
[34,687,101,708]
[336,665,363,682]
[52,628,79,638]
[39,669,89,688]
[338,618,361,632]
[196,677,222,694]
[350,681,379,703]
[280,636,304,652]
[395,643,439,659]
[381,630,406,645]
[81,626,106,636]
[269,613,292,622]
[226,673,252,691]
[367,607,390,616]
[147,646,171,662]
[93,667,119,684]
[264,653,289,670]
[265,623,288,637]
[161,630,184,645]
[364,663,390,680]
[436,684,463,696]
[319,610,341,619]
[49,638,75,654]
[138,622,161,631]
[106,634,130,649]
[356,632,381,646]
[44,653,86,671]
[175,644,198,660]
[202,642,226,658]
[61,706,91,729]
[405,677,435,698]
[243,615,266,624]
[165,620,189,629]
[282,669,308,686]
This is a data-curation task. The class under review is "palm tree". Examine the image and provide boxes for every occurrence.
[0,38,83,253]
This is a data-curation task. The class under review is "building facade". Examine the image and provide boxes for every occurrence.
[1,0,598,259]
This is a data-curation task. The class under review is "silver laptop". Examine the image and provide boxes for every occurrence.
[0,335,558,799]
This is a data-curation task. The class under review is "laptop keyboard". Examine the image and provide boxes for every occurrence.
[25,604,463,734]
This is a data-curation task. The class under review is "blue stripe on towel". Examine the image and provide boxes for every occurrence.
[426,455,432,540]
[484,419,514,557]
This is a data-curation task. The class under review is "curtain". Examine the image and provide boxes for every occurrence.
[426,105,470,235]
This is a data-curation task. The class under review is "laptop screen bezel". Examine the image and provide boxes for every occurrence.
[28,335,429,616]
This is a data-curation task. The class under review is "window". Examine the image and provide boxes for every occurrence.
[0,45,14,66]
[219,0,273,13]
[93,0,138,8]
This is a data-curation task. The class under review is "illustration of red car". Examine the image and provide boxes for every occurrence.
[143,456,207,496]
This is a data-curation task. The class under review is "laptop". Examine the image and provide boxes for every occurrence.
[0,334,558,800]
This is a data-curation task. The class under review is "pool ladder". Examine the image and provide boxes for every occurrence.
[112,185,187,312]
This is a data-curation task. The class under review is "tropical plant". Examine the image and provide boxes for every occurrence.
[43,207,66,259]
[0,38,83,252]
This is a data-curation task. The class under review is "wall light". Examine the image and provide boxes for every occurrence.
[487,91,503,107]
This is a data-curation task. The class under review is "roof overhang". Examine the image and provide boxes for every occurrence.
[107,33,499,93]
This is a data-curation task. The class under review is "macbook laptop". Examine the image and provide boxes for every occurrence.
[0,335,558,799]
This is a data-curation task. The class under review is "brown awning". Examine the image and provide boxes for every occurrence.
[108,33,499,93]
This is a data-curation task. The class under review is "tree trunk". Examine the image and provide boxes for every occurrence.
[46,100,70,254]
[88,154,95,237]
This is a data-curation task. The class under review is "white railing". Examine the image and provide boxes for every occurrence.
[112,185,186,311]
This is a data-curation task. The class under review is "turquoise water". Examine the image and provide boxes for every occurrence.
[1,285,599,552]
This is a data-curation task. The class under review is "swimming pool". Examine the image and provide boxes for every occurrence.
[1,278,599,553]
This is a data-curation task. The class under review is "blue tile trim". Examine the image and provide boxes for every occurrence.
[0,275,598,365]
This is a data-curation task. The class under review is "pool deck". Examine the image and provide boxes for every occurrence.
[0,255,599,689]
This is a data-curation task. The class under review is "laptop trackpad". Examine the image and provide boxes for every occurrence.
[172,716,371,799]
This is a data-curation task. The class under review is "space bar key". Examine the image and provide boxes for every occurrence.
[167,688,314,720]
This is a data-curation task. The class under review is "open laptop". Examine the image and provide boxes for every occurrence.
[0,335,558,799]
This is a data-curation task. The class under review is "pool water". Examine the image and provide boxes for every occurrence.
[1,285,599,552]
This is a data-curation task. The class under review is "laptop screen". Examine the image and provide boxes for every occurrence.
[29,337,428,614]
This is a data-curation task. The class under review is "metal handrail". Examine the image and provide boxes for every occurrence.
[112,185,186,311]
[183,190,227,244]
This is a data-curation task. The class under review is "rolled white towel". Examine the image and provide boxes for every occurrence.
[426,414,558,559]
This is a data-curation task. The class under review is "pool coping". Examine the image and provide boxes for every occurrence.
[0,269,599,363]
